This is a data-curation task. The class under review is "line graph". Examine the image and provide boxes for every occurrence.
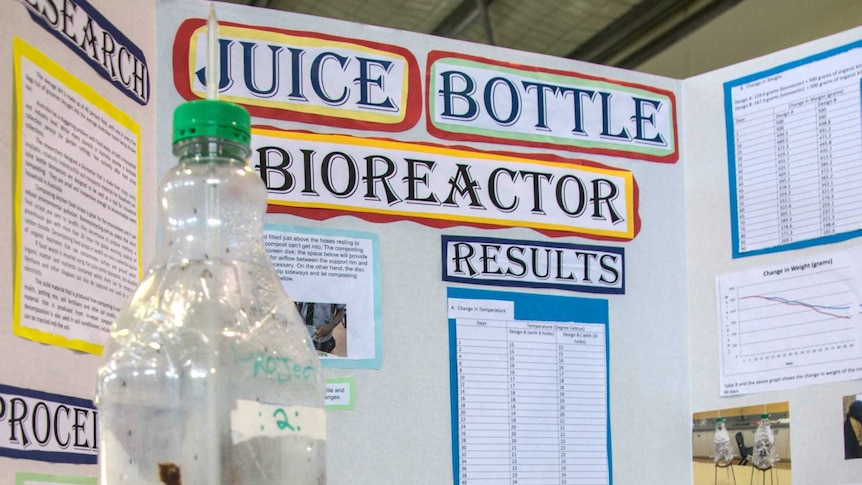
[717,258,862,385]
[739,295,853,320]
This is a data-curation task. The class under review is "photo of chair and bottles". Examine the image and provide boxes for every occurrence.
[692,402,791,484]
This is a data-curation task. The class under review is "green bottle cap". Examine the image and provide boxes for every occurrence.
[717,417,725,422]
[761,413,769,418]
[172,99,250,146]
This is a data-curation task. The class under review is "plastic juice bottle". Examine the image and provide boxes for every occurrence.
[95,99,326,485]
[753,413,776,469]
[713,417,734,464]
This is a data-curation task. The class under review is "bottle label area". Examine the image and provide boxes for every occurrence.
[230,399,326,443]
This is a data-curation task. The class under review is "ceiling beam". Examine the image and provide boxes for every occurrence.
[567,0,742,67]
[431,0,494,37]
[475,0,496,45]
[614,0,743,68]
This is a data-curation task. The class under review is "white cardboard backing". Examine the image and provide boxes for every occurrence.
[0,0,858,483]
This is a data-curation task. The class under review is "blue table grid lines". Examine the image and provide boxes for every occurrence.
[743,166,862,192]
[458,395,604,408]
[510,364,573,372]
[461,415,595,424]
[740,201,823,222]
[740,174,862,198]
[461,370,509,382]
[458,342,605,351]
[458,398,606,407]
[739,192,859,213]
[741,163,862,194]
[460,364,606,372]
[459,355,606,364]
[832,215,862,229]
[461,457,609,463]
[456,422,610,431]
[460,380,605,388]
[737,143,862,171]
[461,446,582,454]
[459,357,607,367]
[508,379,582,388]
[834,190,862,206]
[455,316,609,485]
[460,385,606,393]
[513,399,605,407]
[462,464,609,469]
[459,481,609,485]
[463,470,610,475]
[459,394,604,408]
[471,390,603,399]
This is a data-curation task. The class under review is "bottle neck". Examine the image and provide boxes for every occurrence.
[155,137,268,266]
[173,137,252,161]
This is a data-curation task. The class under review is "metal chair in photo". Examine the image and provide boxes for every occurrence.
[735,432,753,466]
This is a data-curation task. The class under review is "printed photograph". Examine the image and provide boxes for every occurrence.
[295,301,348,357]
[843,393,862,459]
[692,402,791,485]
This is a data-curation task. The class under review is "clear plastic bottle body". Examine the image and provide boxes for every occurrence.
[713,419,734,464]
[752,415,776,469]
[96,138,325,485]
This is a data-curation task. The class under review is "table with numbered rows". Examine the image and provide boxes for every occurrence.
[452,317,609,485]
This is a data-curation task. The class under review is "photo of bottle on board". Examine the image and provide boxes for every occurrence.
[295,301,347,357]
[691,402,791,485]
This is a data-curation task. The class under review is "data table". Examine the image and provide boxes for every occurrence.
[726,42,862,257]
[732,87,862,253]
[452,318,609,485]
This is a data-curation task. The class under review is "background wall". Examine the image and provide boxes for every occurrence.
[639,0,862,78]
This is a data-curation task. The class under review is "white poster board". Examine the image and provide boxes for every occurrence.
[156,2,688,484]
[1,0,860,484]
[684,25,862,485]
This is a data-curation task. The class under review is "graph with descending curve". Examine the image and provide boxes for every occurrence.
[716,249,862,395]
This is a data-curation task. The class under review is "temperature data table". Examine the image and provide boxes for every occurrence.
[452,317,609,485]
[725,41,862,257]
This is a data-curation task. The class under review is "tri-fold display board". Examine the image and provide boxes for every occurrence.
[1,0,861,483]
